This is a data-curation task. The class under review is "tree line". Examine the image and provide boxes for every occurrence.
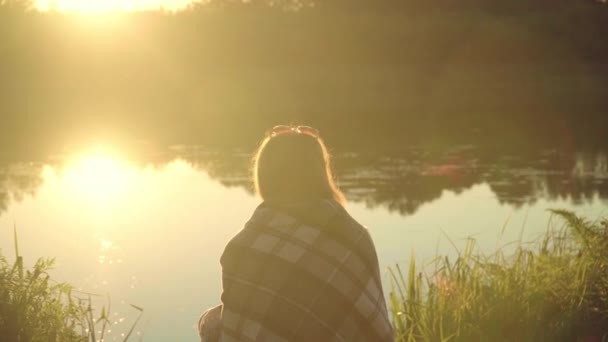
[1,0,607,157]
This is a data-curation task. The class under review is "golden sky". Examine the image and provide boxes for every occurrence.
[35,0,202,13]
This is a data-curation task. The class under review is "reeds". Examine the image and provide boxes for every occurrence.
[389,210,608,342]
[0,225,143,341]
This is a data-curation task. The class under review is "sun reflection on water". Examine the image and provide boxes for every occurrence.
[63,150,135,204]
[98,236,122,264]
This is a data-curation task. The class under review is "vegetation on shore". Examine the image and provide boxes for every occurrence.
[0,227,143,342]
[2,210,607,341]
[389,209,608,341]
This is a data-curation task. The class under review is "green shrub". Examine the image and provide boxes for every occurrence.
[0,228,142,342]
[389,210,608,342]
[0,254,88,341]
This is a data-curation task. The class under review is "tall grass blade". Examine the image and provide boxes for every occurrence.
[122,304,144,342]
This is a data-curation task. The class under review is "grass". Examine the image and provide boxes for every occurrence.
[0,225,143,342]
[389,209,608,342]
[3,210,606,341]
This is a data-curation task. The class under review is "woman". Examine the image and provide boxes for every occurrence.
[199,126,393,341]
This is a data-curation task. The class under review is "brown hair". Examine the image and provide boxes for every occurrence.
[253,130,346,205]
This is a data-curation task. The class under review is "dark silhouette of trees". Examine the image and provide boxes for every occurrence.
[0,146,606,218]
[172,147,608,216]
[0,0,607,155]
[0,163,43,215]
[0,0,33,12]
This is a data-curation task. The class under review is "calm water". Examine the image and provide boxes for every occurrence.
[1,145,607,341]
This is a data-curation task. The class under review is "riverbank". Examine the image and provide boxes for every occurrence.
[0,228,143,341]
[2,210,606,341]
[389,209,608,341]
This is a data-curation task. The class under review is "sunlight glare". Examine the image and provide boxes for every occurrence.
[64,150,134,203]
[35,0,201,13]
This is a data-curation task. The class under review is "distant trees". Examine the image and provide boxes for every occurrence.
[0,0,607,151]
[191,0,608,13]
[0,0,33,12]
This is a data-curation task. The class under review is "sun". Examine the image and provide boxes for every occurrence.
[35,0,201,13]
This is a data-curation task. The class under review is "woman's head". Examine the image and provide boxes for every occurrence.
[253,126,345,205]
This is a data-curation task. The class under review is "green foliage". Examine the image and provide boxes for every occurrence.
[0,255,88,341]
[0,227,143,342]
[389,210,608,341]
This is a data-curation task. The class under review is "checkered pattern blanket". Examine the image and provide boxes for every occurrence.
[219,199,394,341]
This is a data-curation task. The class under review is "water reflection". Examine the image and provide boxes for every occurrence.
[0,163,44,215]
[1,146,607,217]
[337,149,608,215]
[1,146,607,341]
[63,153,134,201]
[166,146,608,215]
[0,154,258,341]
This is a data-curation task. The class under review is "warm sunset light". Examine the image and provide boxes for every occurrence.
[2,0,608,340]
[35,0,200,13]
[64,151,134,201]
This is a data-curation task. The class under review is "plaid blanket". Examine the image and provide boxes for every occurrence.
[218,199,394,341]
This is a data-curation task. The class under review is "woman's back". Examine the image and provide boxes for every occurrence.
[219,199,393,341]
[199,126,393,341]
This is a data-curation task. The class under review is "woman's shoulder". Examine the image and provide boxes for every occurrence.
[222,199,373,252]
[241,199,372,242]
